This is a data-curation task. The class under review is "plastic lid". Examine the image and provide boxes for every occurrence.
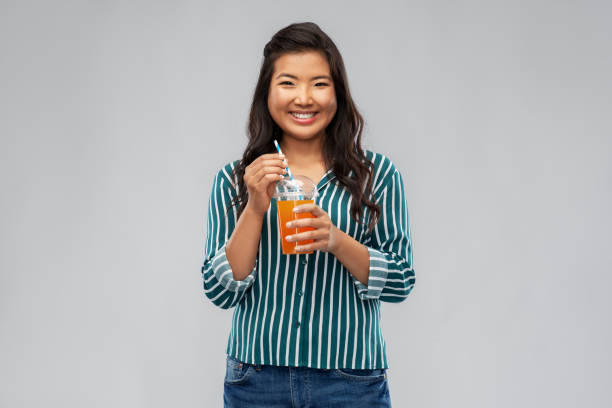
[273,175,318,200]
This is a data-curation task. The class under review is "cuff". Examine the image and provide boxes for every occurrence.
[353,247,389,300]
[212,243,258,292]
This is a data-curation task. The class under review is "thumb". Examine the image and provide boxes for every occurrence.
[267,182,277,199]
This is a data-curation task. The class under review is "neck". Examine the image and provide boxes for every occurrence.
[279,134,326,168]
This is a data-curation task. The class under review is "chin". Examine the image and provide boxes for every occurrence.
[284,132,324,141]
[284,126,326,139]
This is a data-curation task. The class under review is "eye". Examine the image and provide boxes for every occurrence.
[280,81,294,85]
[315,82,329,87]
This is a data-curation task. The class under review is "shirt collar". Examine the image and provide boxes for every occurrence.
[316,168,336,192]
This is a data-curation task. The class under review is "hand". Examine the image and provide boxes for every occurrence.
[244,153,287,216]
[285,203,342,254]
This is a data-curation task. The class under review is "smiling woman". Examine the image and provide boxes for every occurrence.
[267,51,337,136]
[200,22,415,408]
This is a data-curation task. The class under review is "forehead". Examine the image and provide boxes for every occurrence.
[272,50,331,76]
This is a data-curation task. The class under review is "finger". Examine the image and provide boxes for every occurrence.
[293,203,326,217]
[247,158,288,175]
[246,162,288,182]
[255,172,284,190]
[250,163,285,180]
[285,217,325,229]
[256,165,287,180]
[252,166,287,184]
[257,153,286,161]
[248,154,286,169]
[286,229,326,243]
[295,241,328,253]
[259,158,289,169]
[246,167,282,189]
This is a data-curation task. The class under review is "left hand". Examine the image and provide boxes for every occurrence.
[285,203,342,254]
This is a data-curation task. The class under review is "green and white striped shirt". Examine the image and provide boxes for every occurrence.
[201,150,415,369]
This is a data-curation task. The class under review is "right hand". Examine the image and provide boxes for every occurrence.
[244,153,287,215]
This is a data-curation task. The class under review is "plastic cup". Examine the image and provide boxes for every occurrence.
[274,175,318,255]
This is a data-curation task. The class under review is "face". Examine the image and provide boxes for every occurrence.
[267,50,337,143]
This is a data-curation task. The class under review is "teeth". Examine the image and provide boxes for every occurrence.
[291,112,316,119]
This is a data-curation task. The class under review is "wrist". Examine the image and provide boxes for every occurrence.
[244,202,267,218]
[329,226,347,256]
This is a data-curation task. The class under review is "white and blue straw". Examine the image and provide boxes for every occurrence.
[273,140,303,200]
[273,140,294,181]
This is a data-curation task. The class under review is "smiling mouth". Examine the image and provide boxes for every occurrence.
[290,111,318,119]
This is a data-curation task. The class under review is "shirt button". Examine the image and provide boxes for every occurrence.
[301,258,308,265]
[296,321,301,327]
[298,290,303,296]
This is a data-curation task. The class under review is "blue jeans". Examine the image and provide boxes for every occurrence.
[223,355,392,407]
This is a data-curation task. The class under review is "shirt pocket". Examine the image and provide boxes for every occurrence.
[224,355,253,385]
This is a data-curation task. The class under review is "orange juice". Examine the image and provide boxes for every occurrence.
[277,199,315,255]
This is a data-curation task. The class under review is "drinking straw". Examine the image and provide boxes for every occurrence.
[273,140,302,200]
[273,140,294,181]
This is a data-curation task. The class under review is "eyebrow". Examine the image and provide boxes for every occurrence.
[275,73,332,81]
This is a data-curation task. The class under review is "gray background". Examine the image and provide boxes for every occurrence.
[1,0,610,407]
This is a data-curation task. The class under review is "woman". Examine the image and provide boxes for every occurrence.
[202,22,415,407]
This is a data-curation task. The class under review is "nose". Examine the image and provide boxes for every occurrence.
[293,84,312,106]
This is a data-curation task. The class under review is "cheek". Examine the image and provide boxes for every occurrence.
[267,95,283,122]
[268,91,290,112]
[267,91,276,111]
[326,96,338,117]
[322,91,337,112]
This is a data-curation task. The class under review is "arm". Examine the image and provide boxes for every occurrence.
[286,160,415,303]
[329,230,370,286]
[225,206,265,280]
[201,168,258,309]
[354,166,415,302]
[201,155,287,309]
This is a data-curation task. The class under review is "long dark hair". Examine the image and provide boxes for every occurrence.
[231,22,380,232]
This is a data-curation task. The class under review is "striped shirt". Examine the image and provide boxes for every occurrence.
[201,150,415,369]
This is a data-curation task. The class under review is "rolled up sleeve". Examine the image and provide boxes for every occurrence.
[354,165,415,302]
[201,167,257,309]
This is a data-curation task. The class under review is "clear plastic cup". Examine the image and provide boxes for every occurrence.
[273,175,318,255]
